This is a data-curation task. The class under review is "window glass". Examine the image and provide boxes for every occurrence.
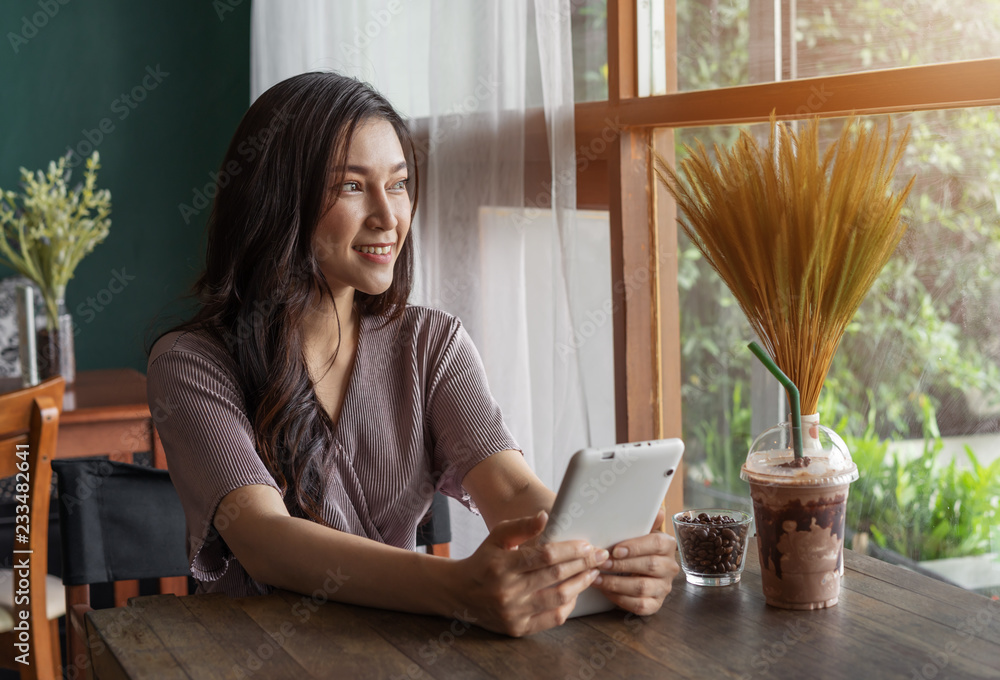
[674,109,1000,596]
[669,0,1000,93]
[571,0,609,101]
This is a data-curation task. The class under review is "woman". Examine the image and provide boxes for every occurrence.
[148,72,679,637]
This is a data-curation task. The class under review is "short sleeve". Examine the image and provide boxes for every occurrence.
[425,322,520,510]
[147,335,281,583]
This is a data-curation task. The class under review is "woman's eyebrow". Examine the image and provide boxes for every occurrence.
[338,161,408,175]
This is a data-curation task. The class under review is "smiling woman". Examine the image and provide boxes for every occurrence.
[145,71,680,637]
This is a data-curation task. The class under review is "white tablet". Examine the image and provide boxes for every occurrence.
[541,438,685,618]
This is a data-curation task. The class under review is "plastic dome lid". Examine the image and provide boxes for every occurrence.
[739,414,859,487]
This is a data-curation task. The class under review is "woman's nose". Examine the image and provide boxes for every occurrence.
[366,190,399,231]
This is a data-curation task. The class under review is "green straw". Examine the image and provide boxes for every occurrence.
[748,341,804,459]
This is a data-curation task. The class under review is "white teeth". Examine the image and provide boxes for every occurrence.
[354,245,390,255]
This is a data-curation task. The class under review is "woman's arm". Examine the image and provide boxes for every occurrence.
[216,484,457,615]
[461,449,556,529]
[214,482,606,637]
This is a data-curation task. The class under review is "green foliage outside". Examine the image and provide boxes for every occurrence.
[672,1,1000,561]
[842,395,1000,561]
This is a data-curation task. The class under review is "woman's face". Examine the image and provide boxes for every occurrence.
[312,118,411,298]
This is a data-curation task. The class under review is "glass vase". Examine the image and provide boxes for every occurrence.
[36,299,75,385]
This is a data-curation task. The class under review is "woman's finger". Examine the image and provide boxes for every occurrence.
[527,568,600,626]
[598,554,675,578]
[513,537,602,574]
[520,548,609,593]
[593,573,670,601]
[651,506,667,532]
[607,531,676,563]
[488,511,549,550]
[595,590,664,618]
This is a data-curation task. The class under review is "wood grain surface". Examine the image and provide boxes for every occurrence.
[85,543,1000,680]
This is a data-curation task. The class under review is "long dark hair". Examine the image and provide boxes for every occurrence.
[156,72,418,522]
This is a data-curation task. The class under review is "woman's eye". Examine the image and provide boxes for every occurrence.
[392,179,409,190]
[341,181,361,192]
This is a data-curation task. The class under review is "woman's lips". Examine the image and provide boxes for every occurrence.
[352,243,393,264]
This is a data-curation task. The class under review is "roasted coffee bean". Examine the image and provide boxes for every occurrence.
[676,511,750,577]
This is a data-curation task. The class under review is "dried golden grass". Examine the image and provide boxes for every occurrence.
[654,116,914,414]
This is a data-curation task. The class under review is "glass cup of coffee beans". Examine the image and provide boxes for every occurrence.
[672,509,753,586]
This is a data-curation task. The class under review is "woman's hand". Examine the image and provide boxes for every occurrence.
[591,507,680,616]
[451,510,608,638]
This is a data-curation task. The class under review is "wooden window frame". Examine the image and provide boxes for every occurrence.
[585,0,1000,516]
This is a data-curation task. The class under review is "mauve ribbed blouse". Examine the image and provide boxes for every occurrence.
[147,306,519,597]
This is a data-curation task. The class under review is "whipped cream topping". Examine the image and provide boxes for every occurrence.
[742,448,858,486]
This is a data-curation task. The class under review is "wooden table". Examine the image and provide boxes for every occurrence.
[0,369,164,466]
[84,543,1000,680]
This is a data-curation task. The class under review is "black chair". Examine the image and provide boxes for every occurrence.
[51,458,190,675]
[416,492,452,556]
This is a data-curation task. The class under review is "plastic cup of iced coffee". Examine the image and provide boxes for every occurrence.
[740,414,859,610]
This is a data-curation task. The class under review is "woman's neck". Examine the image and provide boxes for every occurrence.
[301,288,357,375]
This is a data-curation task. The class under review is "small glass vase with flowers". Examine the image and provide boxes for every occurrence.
[0,151,112,385]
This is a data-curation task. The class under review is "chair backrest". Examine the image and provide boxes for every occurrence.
[0,377,64,679]
[415,491,452,547]
[51,458,190,586]
[52,457,446,579]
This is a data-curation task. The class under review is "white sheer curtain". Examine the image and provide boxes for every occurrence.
[251,0,613,558]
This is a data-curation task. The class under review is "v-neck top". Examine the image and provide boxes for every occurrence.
[147,306,519,597]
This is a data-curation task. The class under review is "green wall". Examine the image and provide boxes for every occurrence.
[0,0,250,373]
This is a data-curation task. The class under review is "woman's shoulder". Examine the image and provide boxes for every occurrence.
[381,305,464,343]
[362,305,466,362]
[148,327,237,377]
[402,305,462,331]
